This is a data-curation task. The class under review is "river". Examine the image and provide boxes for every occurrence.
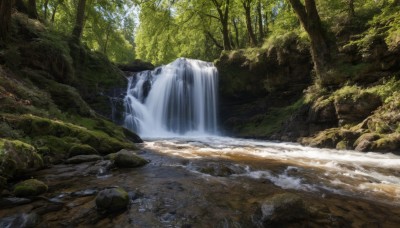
[2,136,399,227]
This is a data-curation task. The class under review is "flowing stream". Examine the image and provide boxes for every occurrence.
[142,136,400,206]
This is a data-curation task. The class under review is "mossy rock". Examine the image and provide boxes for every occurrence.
[112,150,148,168]
[13,179,48,197]
[371,134,400,153]
[95,187,129,212]
[3,114,136,155]
[68,144,98,157]
[0,139,43,179]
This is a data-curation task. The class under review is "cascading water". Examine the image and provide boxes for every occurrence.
[124,58,218,137]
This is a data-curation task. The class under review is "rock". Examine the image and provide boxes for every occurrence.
[199,163,245,177]
[66,155,102,164]
[0,139,44,180]
[371,134,400,153]
[95,187,129,212]
[254,193,309,226]
[0,213,40,228]
[0,197,31,208]
[354,133,381,152]
[123,128,143,143]
[334,92,381,126]
[112,150,148,168]
[68,144,99,157]
[13,179,48,197]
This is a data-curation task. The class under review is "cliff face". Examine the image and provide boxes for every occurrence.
[217,21,400,154]
[216,33,312,137]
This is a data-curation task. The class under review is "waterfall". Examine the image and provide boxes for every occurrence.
[124,58,219,137]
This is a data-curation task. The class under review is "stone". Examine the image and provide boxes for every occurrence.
[95,187,129,212]
[66,155,102,164]
[68,144,99,157]
[334,92,381,126]
[0,197,31,208]
[13,179,48,197]
[123,128,143,143]
[113,150,148,168]
[254,193,309,226]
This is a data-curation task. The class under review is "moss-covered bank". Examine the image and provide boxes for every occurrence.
[0,13,142,185]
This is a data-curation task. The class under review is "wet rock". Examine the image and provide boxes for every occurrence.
[66,155,102,164]
[95,187,129,212]
[13,179,48,197]
[0,197,31,208]
[68,144,99,157]
[199,163,245,177]
[123,128,143,143]
[112,150,149,168]
[0,213,40,228]
[71,188,98,197]
[254,193,309,226]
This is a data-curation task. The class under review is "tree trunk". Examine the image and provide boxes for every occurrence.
[232,18,240,48]
[347,0,355,18]
[15,0,27,13]
[103,23,112,55]
[43,0,49,20]
[72,0,86,42]
[257,0,264,43]
[0,0,13,44]
[243,0,257,46]
[27,0,38,19]
[288,0,332,84]
[211,0,232,50]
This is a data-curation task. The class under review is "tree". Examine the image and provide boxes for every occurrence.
[0,0,13,44]
[242,0,257,46]
[288,0,332,84]
[72,0,86,41]
[257,0,264,43]
[210,0,232,50]
[347,0,355,18]
[27,0,39,19]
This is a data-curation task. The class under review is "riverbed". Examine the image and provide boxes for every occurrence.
[1,137,400,227]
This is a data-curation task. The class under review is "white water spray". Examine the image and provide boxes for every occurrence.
[124,58,218,137]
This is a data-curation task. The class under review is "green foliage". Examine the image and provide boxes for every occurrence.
[238,98,305,137]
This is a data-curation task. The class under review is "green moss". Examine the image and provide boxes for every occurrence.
[68,144,98,157]
[0,139,43,179]
[238,98,305,138]
[3,114,136,155]
[13,179,48,197]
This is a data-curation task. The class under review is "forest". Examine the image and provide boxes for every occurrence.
[1,0,400,227]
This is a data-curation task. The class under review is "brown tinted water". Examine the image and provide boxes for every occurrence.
[1,137,400,227]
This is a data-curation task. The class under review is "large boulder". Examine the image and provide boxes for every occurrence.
[95,187,129,212]
[253,193,309,226]
[13,179,48,197]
